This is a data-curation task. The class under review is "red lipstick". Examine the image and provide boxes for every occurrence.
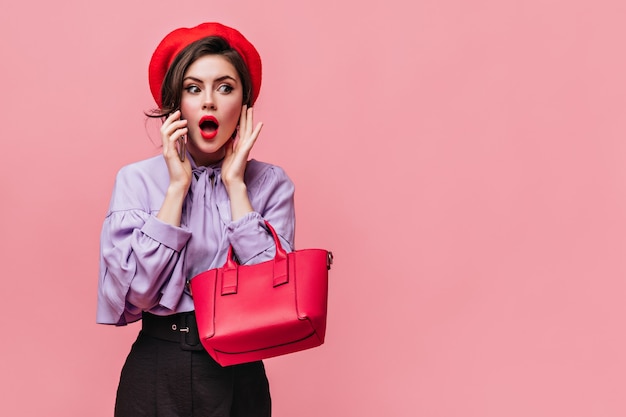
[199,115,219,140]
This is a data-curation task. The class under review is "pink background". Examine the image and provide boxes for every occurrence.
[1,0,626,415]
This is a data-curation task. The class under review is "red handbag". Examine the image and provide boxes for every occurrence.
[190,221,333,366]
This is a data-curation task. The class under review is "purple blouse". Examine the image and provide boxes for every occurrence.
[97,154,295,325]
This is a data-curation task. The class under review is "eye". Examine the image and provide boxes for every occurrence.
[217,84,234,94]
[184,85,201,94]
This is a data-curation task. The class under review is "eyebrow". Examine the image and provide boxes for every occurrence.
[183,75,238,84]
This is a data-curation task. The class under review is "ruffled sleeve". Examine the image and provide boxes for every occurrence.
[97,160,192,325]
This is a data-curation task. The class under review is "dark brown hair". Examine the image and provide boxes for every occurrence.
[147,36,253,118]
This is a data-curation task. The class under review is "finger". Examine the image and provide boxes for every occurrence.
[162,109,181,128]
[161,110,185,131]
[163,128,188,160]
[232,106,245,144]
[244,122,263,150]
[251,121,263,141]
[238,105,248,137]
[166,128,188,146]
[161,119,188,144]
[234,122,262,158]
[163,118,188,134]
[161,127,188,147]
[244,106,254,138]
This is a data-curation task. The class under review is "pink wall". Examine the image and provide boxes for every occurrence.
[1,0,626,415]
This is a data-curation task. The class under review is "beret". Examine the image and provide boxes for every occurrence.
[148,22,262,107]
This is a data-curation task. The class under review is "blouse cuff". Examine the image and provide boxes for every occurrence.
[141,216,192,252]
[226,212,275,264]
[227,211,264,232]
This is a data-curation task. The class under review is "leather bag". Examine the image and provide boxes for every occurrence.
[190,221,332,366]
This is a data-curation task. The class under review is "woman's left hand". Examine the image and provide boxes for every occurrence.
[221,105,263,191]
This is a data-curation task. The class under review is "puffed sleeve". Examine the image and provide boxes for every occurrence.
[225,163,295,265]
[97,164,192,325]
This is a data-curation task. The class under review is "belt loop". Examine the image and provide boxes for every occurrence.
[180,312,203,351]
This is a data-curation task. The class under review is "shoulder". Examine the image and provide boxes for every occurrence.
[245,159,292,188]
[108,155,168,213]
[243,160,294,206]
[116,155,168,184]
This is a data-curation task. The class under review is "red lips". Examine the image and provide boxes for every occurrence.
[199,115,219,140]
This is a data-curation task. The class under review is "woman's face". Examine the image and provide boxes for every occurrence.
[180,54,244,166]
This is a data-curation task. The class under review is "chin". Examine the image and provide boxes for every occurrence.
[200,145,227,158]
[204,142,228,154]
[191,138,223,152]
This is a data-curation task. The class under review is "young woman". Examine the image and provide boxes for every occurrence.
[97,23,295,416]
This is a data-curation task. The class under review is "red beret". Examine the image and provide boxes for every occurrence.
[148,22,262,107]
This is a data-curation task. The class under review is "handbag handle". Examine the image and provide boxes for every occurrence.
[221,221,288,295]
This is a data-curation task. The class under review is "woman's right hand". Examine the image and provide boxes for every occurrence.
[160,110,191,191]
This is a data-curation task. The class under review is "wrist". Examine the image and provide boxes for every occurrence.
[166,182,189,200]
[225,182,253,221]
[157,183,188,226]
[223,180,247,195]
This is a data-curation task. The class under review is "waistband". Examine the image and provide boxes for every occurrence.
[141,311,204,351]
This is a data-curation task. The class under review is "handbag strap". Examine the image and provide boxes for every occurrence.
[221,221,289,295]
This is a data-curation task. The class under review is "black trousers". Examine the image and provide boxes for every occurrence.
[114,331,271,417]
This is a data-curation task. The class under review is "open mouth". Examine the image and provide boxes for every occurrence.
[199,116,219,140]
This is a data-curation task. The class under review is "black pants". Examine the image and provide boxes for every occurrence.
[114,331,271,417]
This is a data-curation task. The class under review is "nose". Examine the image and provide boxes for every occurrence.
[203,91,217,110]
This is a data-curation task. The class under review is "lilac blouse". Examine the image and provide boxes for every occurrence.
[97,154,295,325]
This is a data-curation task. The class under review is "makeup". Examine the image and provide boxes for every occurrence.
[199,115,219,140]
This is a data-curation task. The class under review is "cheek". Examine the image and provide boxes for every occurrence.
[179,98,194,118]
[178,107,189,121]
[223,103,242,125]
[179,92,203,115]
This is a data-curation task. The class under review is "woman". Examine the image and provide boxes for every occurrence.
[97,22,294,416]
